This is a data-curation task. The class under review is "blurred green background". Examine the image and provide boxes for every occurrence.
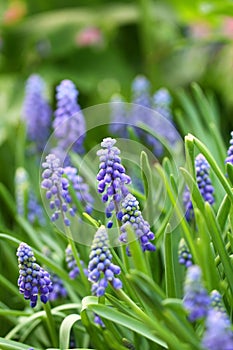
[1,0,233,157]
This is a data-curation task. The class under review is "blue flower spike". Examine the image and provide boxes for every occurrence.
[183,265,210,322]
[17,242,53,308]
[119,193,156,254]
[88,226,122,296]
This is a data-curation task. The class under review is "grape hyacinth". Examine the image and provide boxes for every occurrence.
[96,137,131,227]
[202,309,233,350]
[109,94,128,137]
[183,154,215,222]
[64,166,94,215]
[119,193,156,254]
[53,79,86,154]
[65,245,87,279]
[28,192,46,226]
[41,154,75,226]
[178,238,193,268]
[183,265,210,322]
[225,131,233,166]
[131,75,151,108]
[210,290,227,315]
[88,226,122,296]
[22,74,52,152]
[152,88,172,121]
[49,273,67,301]
[17,243,53,307]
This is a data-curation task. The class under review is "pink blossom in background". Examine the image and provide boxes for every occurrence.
[3,1,26,25]
[222,17,233,38]
[188,21,211,39]
[75,27,103,47]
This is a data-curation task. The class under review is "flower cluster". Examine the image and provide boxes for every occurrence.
[225,131,233,165]
[210,290,227,314]
[183,265,210,322]
[131,75,151,108]
[96,138,131,227]
[152,88,172,121]
[64,166,94,215]
[183,154,215,222]
[65,245,87,279]
[119,193,156,254]
[178,238,193,268]
[15,168,45,225]
[53,79,86,154]
[22,74,52,152]
[109,94,128,137]
[41,154,75,226]
[49,273,67,301]
[202,309,233,350]
[88,226,122,296]
[17,243,53,307]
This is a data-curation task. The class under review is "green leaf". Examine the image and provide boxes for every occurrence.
[84,299,167,348]
[205,202,233,294]
[164,224,177,298]
[126,224,148,275]
[59,314,81,350]
[0,337,40,350]
[216,194,231,231]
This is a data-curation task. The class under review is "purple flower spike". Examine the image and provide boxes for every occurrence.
[178,238,193,268]
[109,94,128,137]
[49,273,67,301]
[64,166,94,214]
[88,226,122,296]
[41,154,75,226]
[65,245,87,280]
[22,74,52,152]
[53,79,86,154]
[210,290,227,315]
[225,131,233,166]
[96,138,131,223]
[17,243,53,307]
[119,193,156,254]
[183,154,215,222]
[131,75,151,108]
[202,309,233,350]
[183,265,210,322]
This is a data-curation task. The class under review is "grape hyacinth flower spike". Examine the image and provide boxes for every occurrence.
[65,244,87,279]
[178,238,193,268]
[64,166,94,215]
[202,309,233,350]
[17,242,53,307]
[41,154,75,226]
[119,193,156,254]
[49,273,67,302]
[96,137,131,227]
[183,154,215,222]
[53,79,86,155]
[22,74,52,152]
[210,290,227,315]
[183,265,210,322]
[225,131,233,169]
[88,226,122,296]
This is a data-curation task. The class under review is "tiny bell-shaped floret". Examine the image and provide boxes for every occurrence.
[178,238,193,268]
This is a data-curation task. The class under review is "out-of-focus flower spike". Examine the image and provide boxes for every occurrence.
[53,79,86,154]
[22,74,52,152]
[64,166,94,215]
[109,94,128,137]
[183,265,210,322]
[202,309,233,350]
[65,245,87,279]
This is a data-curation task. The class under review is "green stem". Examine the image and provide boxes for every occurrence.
[43,302,58,348]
